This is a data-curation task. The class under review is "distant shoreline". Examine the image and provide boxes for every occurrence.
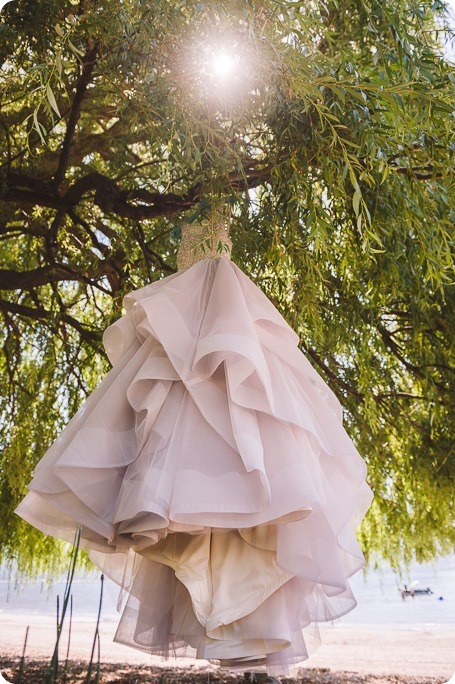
[2,608,454,631]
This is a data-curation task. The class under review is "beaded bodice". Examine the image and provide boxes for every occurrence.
[177,217,232,271]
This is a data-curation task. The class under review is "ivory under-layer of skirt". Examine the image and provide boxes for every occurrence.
[16,257,373,673]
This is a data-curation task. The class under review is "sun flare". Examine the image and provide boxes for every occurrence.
[211,52,236,77]
[174,26,266,109]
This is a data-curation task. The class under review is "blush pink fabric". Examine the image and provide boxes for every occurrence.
[16,257,373,673]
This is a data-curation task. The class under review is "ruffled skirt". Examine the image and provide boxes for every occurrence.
[16,257,373,673]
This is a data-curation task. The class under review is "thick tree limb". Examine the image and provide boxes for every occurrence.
[53,43,99,188]
[1,166,271,219]
[0,266,73,290]
[0,255,122,291]
[30,119,131,177]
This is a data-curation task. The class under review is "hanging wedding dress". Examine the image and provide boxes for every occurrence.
[16,218,373,674]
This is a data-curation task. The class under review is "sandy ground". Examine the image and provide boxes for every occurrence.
[0,615,453,680]
[0,658,452,684]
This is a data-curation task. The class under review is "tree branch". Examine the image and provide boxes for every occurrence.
[391,165,444,180]
[1,165,271,219]
[0,298,102,346]
[53,43,99,188]
[0,266,72,290]
[0,256,121,291]
[300,341,364,399]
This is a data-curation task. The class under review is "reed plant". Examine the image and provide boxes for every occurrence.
[17,625,29,684]
[45,527,81,684]
[61,594,73,684]
[85,573,104,684]
[16,531,110,682]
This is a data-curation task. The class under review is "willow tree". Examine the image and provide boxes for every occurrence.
[0,0,454,576]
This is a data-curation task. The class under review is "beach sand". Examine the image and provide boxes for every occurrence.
[0,657,452,684]
[0,615,453,682]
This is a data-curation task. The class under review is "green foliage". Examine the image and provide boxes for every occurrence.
[0,0,454,574]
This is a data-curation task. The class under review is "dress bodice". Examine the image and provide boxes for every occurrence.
[177,218,232,271]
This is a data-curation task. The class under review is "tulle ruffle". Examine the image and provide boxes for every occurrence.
[16,257,372,673]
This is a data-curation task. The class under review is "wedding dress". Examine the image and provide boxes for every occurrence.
[15,219,373,674]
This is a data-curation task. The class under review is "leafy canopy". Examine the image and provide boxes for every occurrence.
[0,0,454,575]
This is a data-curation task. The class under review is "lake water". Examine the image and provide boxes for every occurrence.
[341,555,454,628]
[1,555,453,629]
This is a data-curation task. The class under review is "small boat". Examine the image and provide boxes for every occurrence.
[400,581,433,599]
